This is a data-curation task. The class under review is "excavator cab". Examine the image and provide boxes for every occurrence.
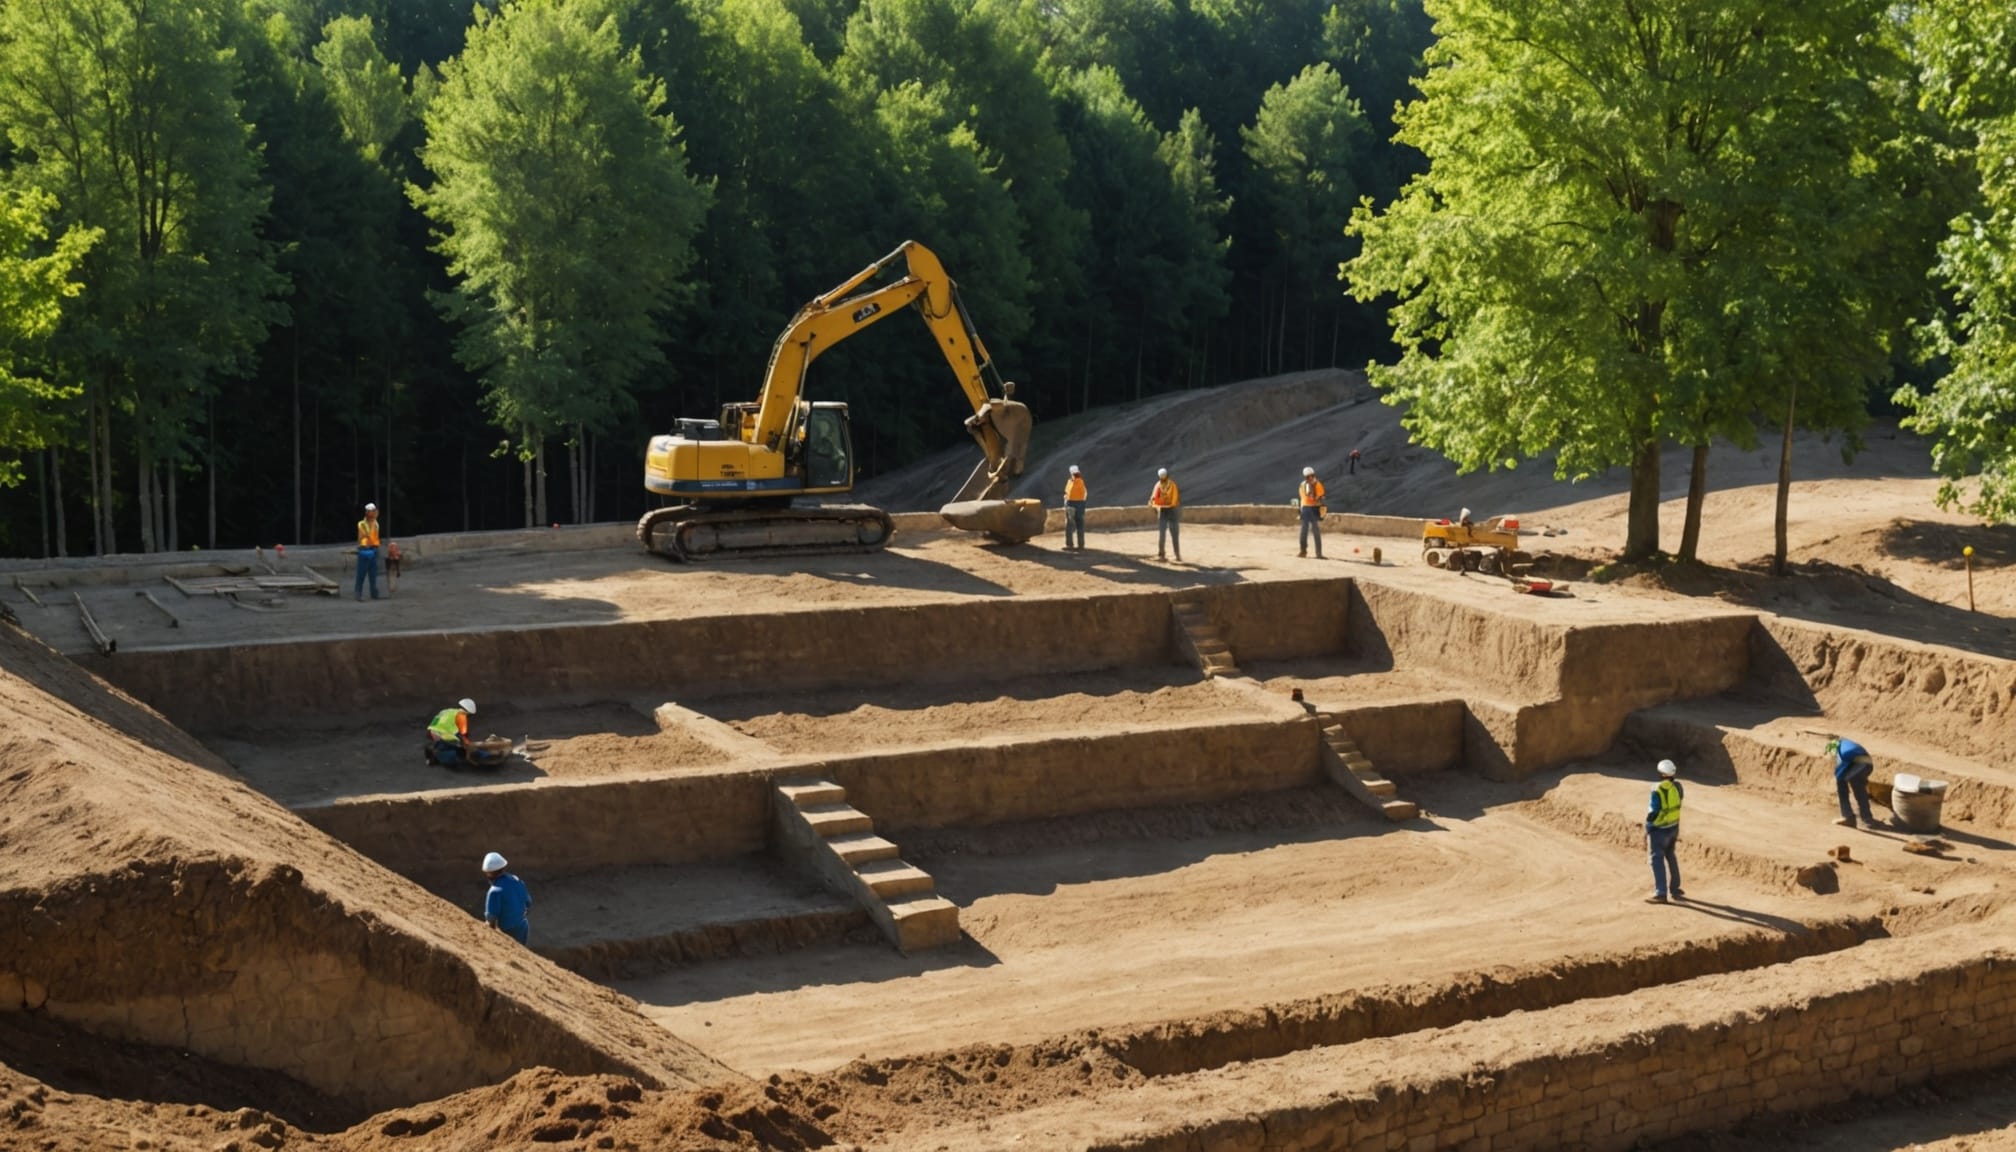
[802,404,854,490]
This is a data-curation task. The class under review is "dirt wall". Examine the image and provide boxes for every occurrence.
[1100,924,2016,1152]
[89,580,1353,732]
[1328,698,1466,776]
[1751,618,2016,763]
[0,859,701,1113]
[303,717,1320,885]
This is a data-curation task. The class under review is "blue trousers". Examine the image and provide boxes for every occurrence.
[1648,824,1681,897]
[1157,508,1181,558]
[1299,505,1323,556]
[355,547,381,599]
[1064,501,1087,549]
[1837,765,1876,823]
[497,920,528,945]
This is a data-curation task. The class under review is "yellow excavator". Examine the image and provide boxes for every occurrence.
[638,240,1038,561]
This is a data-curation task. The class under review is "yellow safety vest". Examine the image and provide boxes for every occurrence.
[1651,779,1682,828]
[428,708,465,741]
[358,519,381,548]
[1065,475,1087,502]
[1300,479,1325,506]
[1151,479,1180,508]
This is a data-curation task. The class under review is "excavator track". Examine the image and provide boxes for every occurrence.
[637,503,895,563]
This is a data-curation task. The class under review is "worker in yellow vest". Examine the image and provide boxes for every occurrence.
[425,698,477,767]
[1063,465,1089,551]
[1297,466,1326,559]
[355,502,384,601]
[1645,758,1685,903]
[1148,468,1181,562]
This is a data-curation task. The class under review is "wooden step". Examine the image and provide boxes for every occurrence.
[827,833,901,865]
[1362,778,1397,797]
[856,859,935,900]
[801,804,873,837]
[776,779,846,808]
[1380,800,1419,821]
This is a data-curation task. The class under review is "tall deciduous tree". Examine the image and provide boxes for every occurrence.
[0,190,96,487]
[412,0,710,526]
[1899,3,2016,523]
[0,0,283,555]
[1348,0,1916,562]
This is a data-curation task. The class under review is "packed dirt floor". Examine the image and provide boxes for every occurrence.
[4,370,2016,1150]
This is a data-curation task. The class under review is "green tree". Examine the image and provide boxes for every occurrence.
[0,190,95,488]
[1899,3,2016,522]
[316,15,415,167]
[1243,62,1367,373]
[0,0,283,555]
[1158,107,1233,387]
[1348,0,1917,562]
[412,0,710,526]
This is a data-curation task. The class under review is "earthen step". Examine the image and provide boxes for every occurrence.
[800,804,873,837]
[1194,640,1230,656]
[828,833,901,865]
[775,779,846,808]
[1380,800,1419,821]
[1362,778,1397,797]
[1343,755,1376,772]
[886,895,962,953]
[856,859,936,900]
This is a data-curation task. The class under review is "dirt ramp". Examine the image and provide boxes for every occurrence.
[0,621,725,1111]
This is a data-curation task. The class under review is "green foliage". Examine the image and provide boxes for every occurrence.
[1899,3,2016,521]
[1243,63,1366,302]
[0,190,95,486]
[412,0,710,448]
[315,15,415,166]
[1347,0,1923,557]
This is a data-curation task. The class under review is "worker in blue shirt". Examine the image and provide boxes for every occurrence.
[1828,736,1878,829]
[1645,758,1684,904]
[481,851,531,944]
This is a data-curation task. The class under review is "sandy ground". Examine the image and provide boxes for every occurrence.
[618,772,1916,1078]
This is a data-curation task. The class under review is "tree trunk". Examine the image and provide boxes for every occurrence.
[37,448,50,559]
[568,434,581,524]
[1773,380,1797,577]
[521,425,533,528]
[1623,432,1661,562]
[1677,443,1708,563]
[461,440,470,532]
[208,399,218,550]
[535,437,549,526]
[52,447,68,557]
[86,402,103,556]
[1276,282,1289,374]
[167,462,179,553]
[137,443,155,555]
[309,397,321,545]
[292,326,301,545]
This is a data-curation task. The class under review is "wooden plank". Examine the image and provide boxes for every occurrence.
[136,589,181,628]
[73,592,115,655]
[11,577,42,607]
[226,593,285,613]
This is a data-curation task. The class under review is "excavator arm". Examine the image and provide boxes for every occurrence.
[747,241,1031,499]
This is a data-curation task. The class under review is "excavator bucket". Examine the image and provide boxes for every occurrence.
[940,498,1047,544]
[951,392,1033,503]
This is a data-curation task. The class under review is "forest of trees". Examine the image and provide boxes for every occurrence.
[0,0,2012,558]
[0,0,1433,555]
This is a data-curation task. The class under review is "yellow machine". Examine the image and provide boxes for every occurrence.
[1422,512,1530,573]
[638,241,1033,561]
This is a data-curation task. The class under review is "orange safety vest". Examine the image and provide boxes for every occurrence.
[1150,479,1180,508]
[1300,478,1325,506]
[1065,475,1087,502]
[358,518,381,548]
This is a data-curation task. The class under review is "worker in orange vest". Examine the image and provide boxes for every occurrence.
[1149,467,1181,562]
[1063,465,1089,551]
[355,503,384,601]
[1298,467,1326,559]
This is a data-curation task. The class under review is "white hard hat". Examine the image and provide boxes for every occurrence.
[1657,759,1678,777]
[482,851,507,872]
[1459,507,1471,519]
[1069,464,1080,474]
[1303,466,1315,476]
[459,698,477,714]
[364,502,377,511]
[1157,468,1168,478]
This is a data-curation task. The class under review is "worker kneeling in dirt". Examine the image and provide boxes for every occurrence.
[481,851,531,945]
[1828,736,1878,829]
[425,698,478,766]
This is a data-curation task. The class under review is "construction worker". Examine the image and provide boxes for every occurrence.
[426,698,477,766]
[481,851,531,944]
[355,503,383,601]
[1149,467,1181,562]
[1063,465,1089,550]
[1348,447,1360,475]
[1645,758,1685,904]
[1828,736,1878,828]
[1297,466,1326,559]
